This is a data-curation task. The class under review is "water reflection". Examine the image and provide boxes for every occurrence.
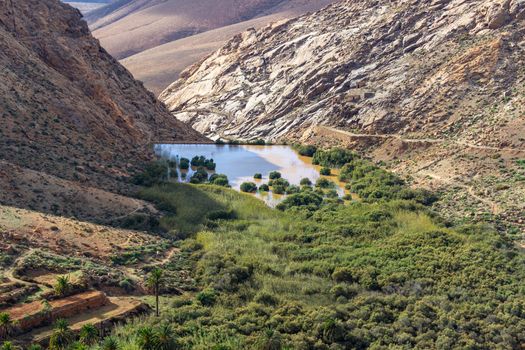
[154,144,346,206]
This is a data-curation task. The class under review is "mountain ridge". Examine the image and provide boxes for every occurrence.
[160,0,525,230]
[0,0,206,219]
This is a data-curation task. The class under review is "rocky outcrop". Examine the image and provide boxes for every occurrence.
[0,0,207,197]
[161,0,525,149]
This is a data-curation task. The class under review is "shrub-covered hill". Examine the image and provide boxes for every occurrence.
[106,183,525,349]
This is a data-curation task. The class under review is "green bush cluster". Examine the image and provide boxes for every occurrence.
[269,171,282,180]
[319,167,331,176]
[190,156,216,170]
[132,161,176,186]
[112,182,525,349]
[312,148,356,168]
[339,159,438,205]
[240,182,257,193]
[179,157,190,170]
[293,144,318,157]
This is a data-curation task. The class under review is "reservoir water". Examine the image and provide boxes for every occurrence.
[154,144,346,206]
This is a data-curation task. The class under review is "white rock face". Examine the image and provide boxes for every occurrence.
[160,0,525,144]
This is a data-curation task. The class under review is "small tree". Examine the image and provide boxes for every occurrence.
[1,341,19,350]
[240,182,257,193]
[0,313,13,340]
[49,319,73,350]
[79,323,99,346]
[137,327,156,350]
[154,324,178,350]
[320,167,331,176]
[146,269,163,317]
[54,275,71,297]
[253,173,262,179]
[101,337,120,350]
[269,171,281,180]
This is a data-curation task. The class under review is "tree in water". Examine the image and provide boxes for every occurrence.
[146,269,163,317]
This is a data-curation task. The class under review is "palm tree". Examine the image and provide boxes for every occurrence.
[154,324,178,350]
[26,345,42,350]
[54,275,71,297]
[0,313,13,340]
[101,337,120,350]
[79,323,99,345]
[48,319,73,350]
[145,269,163,317]
[1,341,19,350]
[137,327,156,350]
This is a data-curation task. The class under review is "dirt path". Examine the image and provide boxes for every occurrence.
[108,198,143,223]
[419,171,502,215]
[319,126,525,153]
[5,248,35,286]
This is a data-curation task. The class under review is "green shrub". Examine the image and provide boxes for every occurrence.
[190,168,209,184]
[254,173,263,179]
[269,171,282,180]
[179,158,190,170]
[320,167,331,176]
[276,192,323,211]
[132,161,171,186]
[312,148,355,167]
[272,185,286,195]
[315,178,335,189]
[294,144,318,157]
[196,289,217,306]
[240,182,257,193]
[259,184,270,192]
[300,178,312,186]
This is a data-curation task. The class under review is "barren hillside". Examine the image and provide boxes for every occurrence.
[0,0,206,218]
[161,0,525,230]
[87,0,337,60]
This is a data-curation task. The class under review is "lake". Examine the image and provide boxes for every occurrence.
[154,144,347,206]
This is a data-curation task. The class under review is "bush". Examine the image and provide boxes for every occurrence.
[179,158,190,170]
[316,178,335,189]
[320,167,331,176]
[332,267,354,283]
[276,192,323,211]
[240,182,257,193]
[286,185,300,194]
[272,185,286,195]
[269,171,282,180]
[313,148,355,168]
[294,144,318,157]
[300,178,312,186]
[196,289,217,306]
[254,173,262,179]
[259,184,270,192]
[190,168,208,184]
[132,161,170,186]
[209,174,229,187]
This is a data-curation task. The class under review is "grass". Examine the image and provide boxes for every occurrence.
[101,183,525,349]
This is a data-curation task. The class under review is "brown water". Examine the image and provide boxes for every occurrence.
[154,144,348,206]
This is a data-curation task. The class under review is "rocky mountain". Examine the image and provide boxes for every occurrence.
[87,0,336,59]
[0,0,206,219]
[161,0,525,231]
[120,0,335,94]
